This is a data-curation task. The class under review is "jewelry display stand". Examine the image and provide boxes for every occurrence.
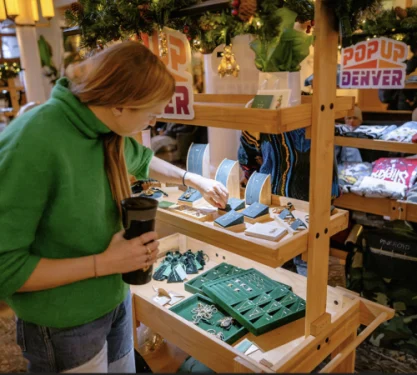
[131,1,395,372]
[214,211,246,233]
[168,205,214,222]
[186,143,210,178]
[177,143,210,207]
[218,197,246,216]
[215,159,241,199]
[178,188,204,207]
[244,172,272,206]
[242,202,271,224]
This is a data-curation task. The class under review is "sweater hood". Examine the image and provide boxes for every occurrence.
[50,77,111,139]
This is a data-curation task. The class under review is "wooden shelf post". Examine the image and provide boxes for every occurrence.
[306,0,339,337]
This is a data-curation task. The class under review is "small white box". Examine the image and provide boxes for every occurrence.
[244,223,288,242]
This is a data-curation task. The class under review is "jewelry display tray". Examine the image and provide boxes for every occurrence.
[170,293,247,344]
[201,269,306,336]
[184,262,244,295]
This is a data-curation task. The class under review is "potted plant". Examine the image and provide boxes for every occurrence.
[250,4,314,106]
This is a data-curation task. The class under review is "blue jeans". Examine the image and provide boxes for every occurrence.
[16,291,135,373]
[294,255,307,277]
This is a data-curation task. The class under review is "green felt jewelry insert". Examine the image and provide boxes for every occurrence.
[184,262,245,295]
[169,293,247,344]
[201,269,306,336]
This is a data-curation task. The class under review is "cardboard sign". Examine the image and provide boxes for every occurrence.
[340,38,408,89]
[142,28,195,120]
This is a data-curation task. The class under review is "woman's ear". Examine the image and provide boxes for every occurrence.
[111,107,123,117]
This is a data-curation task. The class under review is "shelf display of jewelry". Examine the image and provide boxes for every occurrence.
[153,249,208,283]
[201,269,305,336]
[170,293,247,345]
[157,188,345,268]
[184,262,245,295]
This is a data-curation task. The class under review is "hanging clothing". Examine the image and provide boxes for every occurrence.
[238,128,340,201]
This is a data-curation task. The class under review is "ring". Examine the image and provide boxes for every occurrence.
[146,246,151,255]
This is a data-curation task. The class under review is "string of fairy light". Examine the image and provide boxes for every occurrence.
[0,62,21,81]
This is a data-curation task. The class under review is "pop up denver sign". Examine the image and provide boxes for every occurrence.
[142,28,195,120]
[340,37,408,89]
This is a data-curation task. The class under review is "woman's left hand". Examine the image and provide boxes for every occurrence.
[193,177,229,209]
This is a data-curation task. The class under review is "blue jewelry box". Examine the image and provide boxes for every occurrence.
[219,198,246,214]
[242,202,269,219]
[241,202,270,223]
[178,188,203,206]
[214,210,245,232]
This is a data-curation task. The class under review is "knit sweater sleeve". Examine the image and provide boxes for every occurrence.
[0,130,54,299]
[124,137,154,180]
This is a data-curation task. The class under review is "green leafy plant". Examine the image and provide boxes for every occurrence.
[250,7,313,72]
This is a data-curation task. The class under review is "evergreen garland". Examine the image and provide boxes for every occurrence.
[322,0,382,46]
[0,62,21,81]
[360,7,417,49]
[65,0,314,52]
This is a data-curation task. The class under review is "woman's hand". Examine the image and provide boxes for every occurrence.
[96,230,159,276]
[188,174,229,209]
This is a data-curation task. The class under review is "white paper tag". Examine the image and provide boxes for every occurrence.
[245,344,260,356]
[168,291,185,305]
[175,264,188,281]
[153,296,171,306]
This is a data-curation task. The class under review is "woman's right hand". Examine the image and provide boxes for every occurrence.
[96,230,159,276]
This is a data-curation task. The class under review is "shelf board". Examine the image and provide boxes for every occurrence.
[334,193,417,222]
[159,95,354,134]
[156,190,349,268]
[131,233,394,373]
[335,136,417,154]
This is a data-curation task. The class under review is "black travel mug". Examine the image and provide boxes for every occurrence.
[121,197,158,285]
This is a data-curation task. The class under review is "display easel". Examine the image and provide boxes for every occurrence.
[244,172,272,206]
[215,158,240,199]
[131,1,394,372]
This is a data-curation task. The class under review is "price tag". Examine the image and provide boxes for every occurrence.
[175,264,187,281]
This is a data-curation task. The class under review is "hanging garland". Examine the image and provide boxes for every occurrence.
[0,62,21,81]
[65,0,315,53]
[322,0,382,46]
[359,7,417,49]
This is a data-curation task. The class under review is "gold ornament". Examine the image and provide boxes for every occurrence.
[159,29,168,57]
[218,45,240,78]
[238,0,257,22]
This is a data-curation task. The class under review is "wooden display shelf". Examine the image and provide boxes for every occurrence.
[334,136,417,154]
[334,193,417,223]
[158,94,354,134]
[156,189,349,268]
[131,233,394,373]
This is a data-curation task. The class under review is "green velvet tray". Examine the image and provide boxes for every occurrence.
[201,269,305,336]
[184,262,245,295]
[170,293,248,344]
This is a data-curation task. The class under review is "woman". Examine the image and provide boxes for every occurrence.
[0,42,228,373]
